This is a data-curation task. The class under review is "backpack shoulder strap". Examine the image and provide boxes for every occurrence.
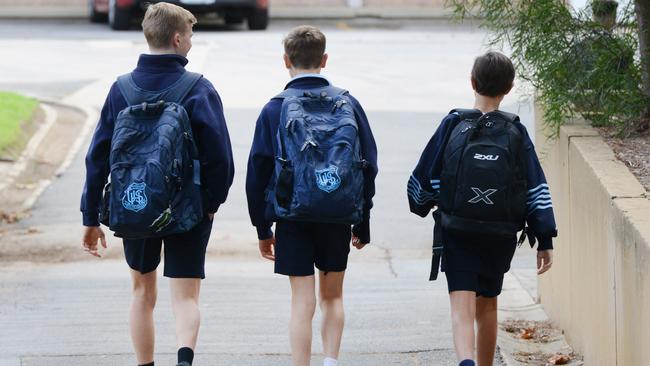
[273,85,348,100]
[116,73,140,106]
[161,71,203,104]
[492,110,520,124]
[449,108,483,121]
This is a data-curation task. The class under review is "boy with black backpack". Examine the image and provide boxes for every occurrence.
[246,25,378,366]
[407,52,557,366]
[80,3,234,366]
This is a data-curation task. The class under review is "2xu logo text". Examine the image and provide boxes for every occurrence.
[473,153,500,161]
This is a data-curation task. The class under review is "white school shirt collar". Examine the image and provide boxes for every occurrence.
[290,73,331,83]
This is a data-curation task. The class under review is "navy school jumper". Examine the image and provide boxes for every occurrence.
[407,111,558,276]
[80,54,235,227]
[246,75,378,244]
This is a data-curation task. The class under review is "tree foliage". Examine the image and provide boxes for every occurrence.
[447,0,646,136]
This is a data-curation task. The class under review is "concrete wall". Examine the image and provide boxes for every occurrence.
[535,106,650,366]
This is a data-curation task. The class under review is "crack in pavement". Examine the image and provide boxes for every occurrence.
[376,245,398,278]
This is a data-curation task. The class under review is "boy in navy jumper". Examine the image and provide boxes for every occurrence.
[408,52,557,366]
[246,26,378,366]
[80,4,234,366]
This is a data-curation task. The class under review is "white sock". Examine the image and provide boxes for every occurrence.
[324,357,338,366]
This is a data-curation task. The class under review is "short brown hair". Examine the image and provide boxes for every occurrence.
[471,51,515,97]
[283,25,326,69]
[142,2,197,49]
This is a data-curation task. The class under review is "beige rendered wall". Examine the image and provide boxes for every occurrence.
[535,106,650,366]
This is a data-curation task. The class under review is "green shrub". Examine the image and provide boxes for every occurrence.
[447,0,645,136]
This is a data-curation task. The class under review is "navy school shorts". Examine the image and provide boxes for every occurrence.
[445,270,504,298]
[274,220,352,276]
[122,215,213,279]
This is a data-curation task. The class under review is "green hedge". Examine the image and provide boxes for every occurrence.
[447,0,645,136]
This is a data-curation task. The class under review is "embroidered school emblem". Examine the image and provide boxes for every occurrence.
[315,166,341,193]
[122,182,148,212]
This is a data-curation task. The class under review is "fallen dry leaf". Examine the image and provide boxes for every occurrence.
[520,327,535,340]
[504,324,518,333]
[548,354,571,365]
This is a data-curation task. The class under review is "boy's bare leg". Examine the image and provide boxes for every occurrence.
[476,296,498,366]
[318,271,345,361]
[289,275,317,366]
[170,278,202,350]
[129,269,158,365]
[449,291,477,362]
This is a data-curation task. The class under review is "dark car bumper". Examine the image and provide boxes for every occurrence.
[143,0,263,11]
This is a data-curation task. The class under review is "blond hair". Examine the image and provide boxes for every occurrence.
[142,2,197,49]
[283,25,326,69]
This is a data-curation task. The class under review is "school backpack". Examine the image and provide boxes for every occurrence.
[438,108,527,238]
[98,71,204,239]
[270,86,366,225]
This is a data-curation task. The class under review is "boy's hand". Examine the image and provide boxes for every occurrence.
[82,226,107,258]
[208,212,215,221]
[352,236,366,250]
[537,249,553,275]
[259,237,275,261]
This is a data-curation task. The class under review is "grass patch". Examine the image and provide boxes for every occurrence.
[0,91,39,158]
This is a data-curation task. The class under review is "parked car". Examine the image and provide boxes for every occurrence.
[89,0,269,31]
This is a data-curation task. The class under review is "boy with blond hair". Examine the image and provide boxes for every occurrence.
[246,25,378,366]
[81,3,234,365]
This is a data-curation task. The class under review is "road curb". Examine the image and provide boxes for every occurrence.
[41,99,97,179]
[0,96,96,212]
[26,97,97,211]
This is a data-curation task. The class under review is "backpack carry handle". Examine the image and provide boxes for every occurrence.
[273,85,348,100]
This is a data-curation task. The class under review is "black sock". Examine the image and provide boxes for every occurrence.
[178,347,194,365]
[138,363,154,366]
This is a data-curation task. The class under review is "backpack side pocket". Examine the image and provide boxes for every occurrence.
[275,161,294,210]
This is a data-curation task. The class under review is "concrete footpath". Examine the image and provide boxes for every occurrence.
[0,256,468,365]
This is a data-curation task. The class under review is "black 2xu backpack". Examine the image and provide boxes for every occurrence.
[439,108,527,239]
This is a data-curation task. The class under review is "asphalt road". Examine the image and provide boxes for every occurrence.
[0,19,540,365]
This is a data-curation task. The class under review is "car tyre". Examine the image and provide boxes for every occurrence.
[109,0,131,31]
[89,0,107,23]
[247,7,269,30]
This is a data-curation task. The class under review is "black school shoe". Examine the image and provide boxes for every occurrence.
[176,362,191,366]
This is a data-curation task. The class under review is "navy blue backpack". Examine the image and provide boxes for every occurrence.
[271,86,366,225]
[99,71,204,239]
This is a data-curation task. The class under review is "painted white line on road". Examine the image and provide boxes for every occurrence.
[22,179,51,211]
[0,103,57,193]
[54,103,97,178]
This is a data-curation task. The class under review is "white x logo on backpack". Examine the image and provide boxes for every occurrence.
[468,187,497,205]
